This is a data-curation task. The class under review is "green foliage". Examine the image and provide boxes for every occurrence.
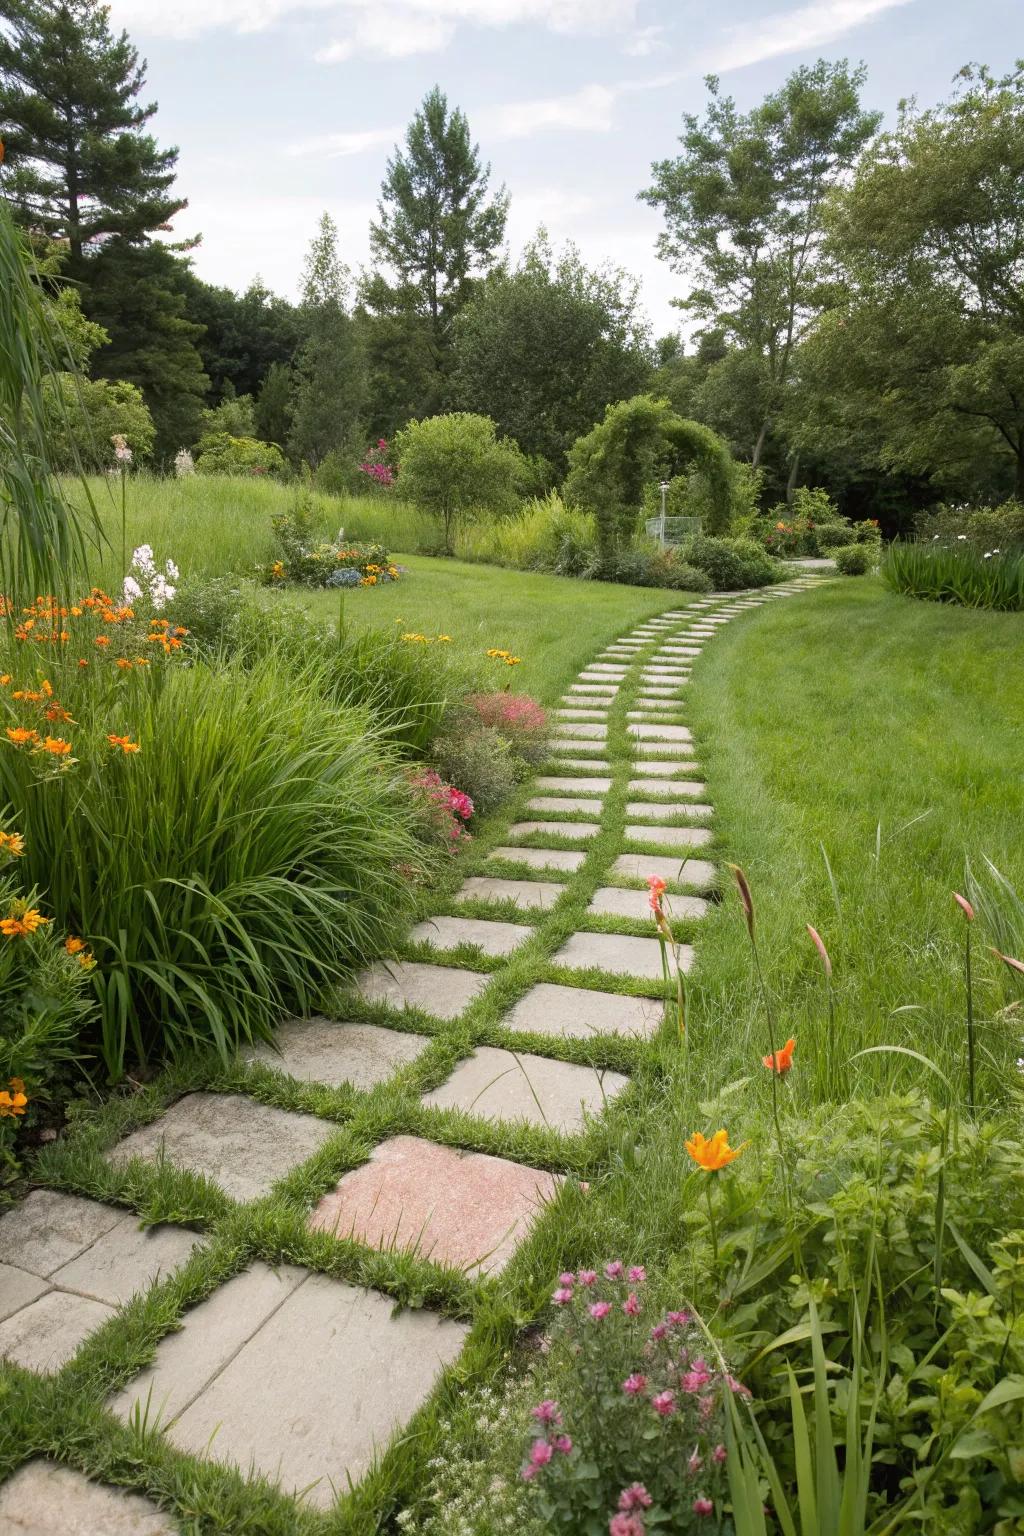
[681,533,778,590]
[254,360,293,449]
[395,412,526,553]
[429,724,528,817]
[200,387,256,439]
[288,213,366,470]
[588,546,714,592]
[193,431,286,478]
[458,492,596,572]
[833,543,873,575]
[915,499,1024,549]
[43,373,155,469]
[882,541,1024,610]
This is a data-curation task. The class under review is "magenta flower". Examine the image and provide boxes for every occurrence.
[558,1272,575,1286]
[529,1439,553,1468]
[698,1394,717,1420]
[520,1464,536,1482]
[681,1360,712,1393]
[577,1268,597,1286]
[605,1260,625,1279]
[618,1484,653,1511]
[666,1310,690,1326]
[551,1434,573,1454]
[552,1286,574,1305]
[650,1322,668,1342]
[712,1444,728,1464]
[609,1515,645,1536]
[531,1400,561,1425]
[621,1372,647,1396]
[628,1265,646,1283]
[652,1389,677,1417]
[728,1374,752,1398]
[693,1497,714,1517]
[687,1448,703,1477]
[589,1301,613,1320]
[622,1291,641,1317]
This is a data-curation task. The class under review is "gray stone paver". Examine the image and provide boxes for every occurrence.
[546,756,610,771]
[581,664,627,675]
[0,1289,114,1373]
[628,723,693,742]
[534,776,611,794]
[548,738,610,756]
[490,846,587,872]
[625,824,713,849]
[507,820,600,841]
[552,930,691,981]
[553,722,608,739]
[612,853,717,886]
[423,1045,628,1132]
[0,1262,49,1322]
[409,914,533,956]
[455,875,565,910]
[0,1189,123,1278]
[628,778,707,796]
[244,1018,429,1089]
[0,1462,179,1535]
[626,800,712,819]
[587,886,709,921]
[552,708,609,721]
[527,795,604,813]
[503,982,663,1039]
[52,1217,204,1306]
[108,1093,336,1203]
[631,744,696,760]
[357,960,489,1020]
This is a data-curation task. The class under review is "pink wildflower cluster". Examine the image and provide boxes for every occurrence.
[468,691,547,754]
[410,768,474,848]
[520,1399,573,1481]
[358,438,395,488]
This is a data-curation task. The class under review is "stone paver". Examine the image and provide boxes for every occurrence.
[637,686,681,697]
[628,778,707,796]
[548,738,609,756]
[410,914,532,957]
[502,982,662,1040]
[309,1135,561,1275]
[455,875,565,910]
[629,723,693,742]
[632,744,696,760]
[552,930,691,981]
[582,664,627,675]
[357,960,488,1020]
[490,846,587,872]
[118,1266,467,1510]
[0,1189,123,1278]
[552,708,609,721]
[587,886,709,921]
[0,1462,179,1535]
[567,683,617,694]
[534,776,611,794]
[624,824,713,849]
[244,1017,429,1089]
[612,853,717,886]
[508,820,600,841]
[633,697,686,710]
[626,801,712,819]
[0,1262,49,1322]
[423,1045,628,1132]
[108,1093,336,1203]
[627,709,685,721]
[547,756,610,771]
[527,795,604,814]
[553,722,608,739]
[52,1217,203,1306]
[0,1290,114,1373]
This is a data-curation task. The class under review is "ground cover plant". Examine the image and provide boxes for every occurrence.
[883,539,1024,610]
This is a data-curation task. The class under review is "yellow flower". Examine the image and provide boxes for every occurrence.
[0,830,25,858]
[0,1084,28,1117]
[685,1128,748,1172]
[65,936,87,955]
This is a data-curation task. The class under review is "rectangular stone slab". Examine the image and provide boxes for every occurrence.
[587,887,709,921]
[0,1289,114,1373]
[527,796,604,814]
[628,778,707,796]
[631,744,696,760]
[244,1018,430,1089]
[507,821,600,840]
[52,1214,204,1305]
[534,776,611,794]
[151,1269,468,1509]
[108,1093,337,1203]
[409,914,533,957]
[546,757,609,771]
[547,739,609,757]
[308,1134,561,1275]
[0,1262,49,1322]
[566,684,617,695]
[490,846,587,872]
[612,853,717,887]
[455,876,565,910]
[422,1045,629,1132]
[629,723,693,741]
[502,982,663,1040]
[627,710,686,721]
[357,960,489,1019]
[626,802,713,819]
[552,722,608,739]
[551,708,609,721]
[0,1189,123,1278]
[551,930,692,981]
[0,1463,179,1535]
[580,664,627,675]
[624,824,713,849]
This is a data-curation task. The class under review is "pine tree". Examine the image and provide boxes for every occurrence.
[0,0,185,266]
[289,213,365,469]
[362,86,508,422]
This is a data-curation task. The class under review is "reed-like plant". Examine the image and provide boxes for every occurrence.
[882,539,1024,611]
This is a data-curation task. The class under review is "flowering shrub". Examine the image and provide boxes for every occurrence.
[174,447,195,478]
[264,504,400,588]
[430,690,549,815]
[359,437,396,490]
[468,692,548,765]
[410,768,474,849]
[123,544,179,610]
[521,1265,734,1531]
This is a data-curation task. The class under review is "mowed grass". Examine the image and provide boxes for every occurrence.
[682,576,1024,1104]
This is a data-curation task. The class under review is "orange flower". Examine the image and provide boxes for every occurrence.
[685,1128,748,1172]
[107,734,140,754]
[6,727,39,746]
[0,1086,28,1117]
[0,909,50,939]
[94,634,110,648]
[78,659,89,668]
[646,874,667,914]
[0,674,10,685]
[45,705,74,723]
[762,1037,796,1075]
[116,657,133,671]
[0,830,25,857]
[65,936,87,955]
[41,736,72,756]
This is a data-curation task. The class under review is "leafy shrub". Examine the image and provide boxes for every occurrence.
[395,412,527,554]
[882,540,1024,610]
[681,534,777,590]
[586,548,712,591]
[42,374,155,470]
[265,500,399,588]
[194,431,287,478]
[815,520,858,550]
[430,725,528,817]
[460,493,597,573]
[833,542,873,574]
[915,499,1024,549]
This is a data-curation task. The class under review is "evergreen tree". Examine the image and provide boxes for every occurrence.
[362,86,508,423]
[0,0,185,266]
[254,362,293,450]
[289,213,365,469]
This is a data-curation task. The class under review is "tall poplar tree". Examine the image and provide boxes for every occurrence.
[289,213,365,469]
[0,0,185,267]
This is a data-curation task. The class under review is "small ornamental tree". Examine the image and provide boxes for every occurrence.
[394,412,525,553]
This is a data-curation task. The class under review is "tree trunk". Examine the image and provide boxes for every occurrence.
[785,452,800,505]
[1016,443,1024,502]
[752,418,770,469]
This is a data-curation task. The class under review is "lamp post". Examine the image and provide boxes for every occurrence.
[659,481,670,548]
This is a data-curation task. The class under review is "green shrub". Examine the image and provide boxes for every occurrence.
[430,725,527,817]
[681,533,777,590]
[460,492,597,572]
[914,499,1024,549]
[395,412,526,554]
[883,540,1024,610]
[42,374,155,470]
[815,520,858,550]
[833,542,873,574]
[194,431,287,478]
[586,547,713,591]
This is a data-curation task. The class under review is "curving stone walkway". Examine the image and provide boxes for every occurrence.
[0,577,824,1527]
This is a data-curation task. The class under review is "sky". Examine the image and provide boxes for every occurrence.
[106,0,1019,336]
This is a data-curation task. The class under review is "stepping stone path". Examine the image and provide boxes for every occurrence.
[0,576,826,1525]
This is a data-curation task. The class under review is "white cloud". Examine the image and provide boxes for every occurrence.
[315,8,456,60]
[286,126,399,158]
[623,23,666,57]
[696,0,916,74]
[482,83,619,139]
[107,0,336,39]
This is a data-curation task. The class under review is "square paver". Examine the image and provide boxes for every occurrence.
[244,1018,430,1089]
[0,1262,49,1322]
[490,846,587,872]
[422,1046,629,1132]
[587,887,710,922]
[410,914,533,956]
[534,776,611,795]
[0,1290,114,1373]
[612,854,717,887]
[507,820,600,841]
[309,1134,561,1275]
[0,1189,123,1278]
[0,1462,179,1534]
[527,796,604,814]
[624,824,713,849]
[503,982,663,1040]
[115,1265,467,1510]
[52,1215,203,1305]
[552,930,691,981]
[455,875,565,910]
[108,1093,336,1204]
[357,960,488,1019]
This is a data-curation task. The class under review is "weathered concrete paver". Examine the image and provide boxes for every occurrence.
[0,1290,114,1373]
[244,1017,429,1089]
[309,1135,561,1275]
[548,738,610,757]
[0,1262,49,1322]
[612,853,717,886]
[410,914,533,956]
[423,1045,628,1132]
[552,930,691,981]
[624,824,713,849]
[587,887,709,921]
[502,982,663,1039]
[628,723,693,742]
[0,1189,123,1276]
[626,801,713,820]
[508,820,601,841]
[109,1093,336,1203]
[527,795,604,813]
[0,1462,179,1534]
[455,875,565,910]
[52,1217,203,1305]
[357,961,489,1020]
[552,707,609,720]
[628,777,707,796]
[553,722,608,739]
[534,776,611,794]
[490,845,587,872]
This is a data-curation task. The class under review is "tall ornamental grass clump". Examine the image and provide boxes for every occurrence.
[0,643,430,1079]
[883,539,1024,610]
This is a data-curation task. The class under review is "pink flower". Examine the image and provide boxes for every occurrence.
[521,1464,536,1482]
[698,1394,717,1421]
[577,1268,597,1286]
[552,1286,574,1305]
[621,1372,647,1396]
[628,1265,646,1283]
[618,1484,653,1511]
[609,1516,645,1536]
[728,1374,752,1399]
[532,1400,561,1424]
[589,1301,613,1320]
[712,1444,728,1465]
[666,1310,689,1327]
[622,1291,641,1317]
[681,1361,713,1393]
[693,1497,714,1517]
[377,438,388,448]
[651,1390,676,1417]
[551,1434,573,1455]
[605,1260,625,1279]
[528,1439,553,1468]
[558,1272,575,1286]
[649,1323,668,1342]
[687,1448,703,1477]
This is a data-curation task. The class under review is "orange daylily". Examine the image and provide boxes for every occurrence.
[763,1037,796,1075]
[107,734,141,754]
[686,1128,748,1172]
[0,909,50,939]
